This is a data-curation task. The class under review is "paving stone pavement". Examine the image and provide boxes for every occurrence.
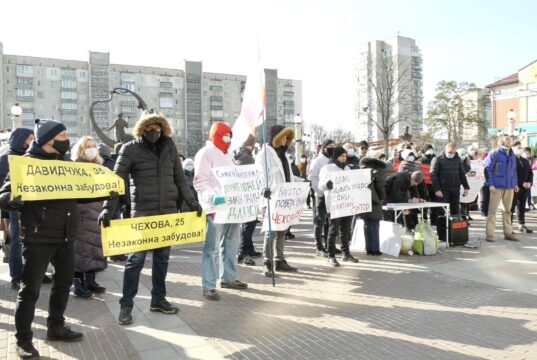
[1,208,537,359]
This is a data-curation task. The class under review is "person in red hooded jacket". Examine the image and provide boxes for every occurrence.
[194,122,248,301]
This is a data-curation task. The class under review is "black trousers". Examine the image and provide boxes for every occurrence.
[327,216,352,258]
[511,186,528,225]
[440,189,460,215]
[480,186,490,215]
[15,241,74,344]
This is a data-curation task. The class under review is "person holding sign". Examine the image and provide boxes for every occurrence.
[0,120,83,358]
[71,136,108,299]
[99,111,203,325]
[194,121,248,301]
[319,146,359,266]
[359,157,387,256]
[256,125,299,277]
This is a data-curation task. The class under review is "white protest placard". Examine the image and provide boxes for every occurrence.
[328,169,371,219]
[532,170,537,197]
[350,219,401,257]
[212,165,263,224]
[262,182,310,232]
[460,159,486,203]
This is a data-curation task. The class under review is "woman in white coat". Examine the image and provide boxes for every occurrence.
[256,125,298,277]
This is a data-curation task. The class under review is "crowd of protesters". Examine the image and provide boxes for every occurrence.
[0,111,535,359]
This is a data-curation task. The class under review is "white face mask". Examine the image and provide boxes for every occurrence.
[445,152,455,159]
[406,156,415,162]
[184,165,194,172]
[346,148,355,157]
[425,149,434,156]
[515,148,524,156]
[468,150,476,156]
[460,155,467,160]
[523,153,530,159]
[223,135,231,143]
[84,148,98,160]
[300,158,306,164]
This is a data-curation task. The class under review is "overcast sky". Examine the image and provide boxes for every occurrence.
[1,0,536,131]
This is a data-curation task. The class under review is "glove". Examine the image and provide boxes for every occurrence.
[98,209,111,228]
[187,200,203,217]
[7,195,24,210]
[262,188,272,199]
[326,180,333,190]
[212,195,226,206]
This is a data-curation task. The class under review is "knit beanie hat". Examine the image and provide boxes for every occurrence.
[34,119,67,146]
[331,146,347,160]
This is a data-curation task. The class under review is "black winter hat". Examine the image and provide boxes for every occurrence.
[321,139,334,149]
[34,119,67,146]
[331,146,347,160]
[358,140,369,148]
[269,125,285,145]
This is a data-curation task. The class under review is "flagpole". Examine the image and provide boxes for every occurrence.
[257,36,276,287]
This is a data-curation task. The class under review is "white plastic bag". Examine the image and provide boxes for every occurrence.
[351,220,402,257]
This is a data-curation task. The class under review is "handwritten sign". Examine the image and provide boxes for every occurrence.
[212,165,263,224]
[460,160,485,203]
[262,182,309,232]
[328,169,371,219]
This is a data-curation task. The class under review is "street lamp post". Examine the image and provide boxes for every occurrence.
[294,114,303,160]
[507,109,516,136]
[10,103,23,129]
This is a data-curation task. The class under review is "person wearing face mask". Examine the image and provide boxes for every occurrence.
[319,147,359,266]
[523,147,535,210]
[297,154,308,179]
[343,143,360,170]
[256,125,299,276]
[0,128,34,291]
[467,145,477,160]
[418,144,436,224]
[430,143,470,217]
[484,135,519,242]
[356,140,369,160]
[0,120,86,358]
[194,121,248,300]
[510,141,533,233]
[99,112,202,324]
[399,149,428,200]
[457,148,474,220]
[70,136,107,300]
[307,139,336,256]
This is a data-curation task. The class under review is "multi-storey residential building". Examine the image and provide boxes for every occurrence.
[487,59,537,147]
[0,43,302,156]
[355,36,423,142]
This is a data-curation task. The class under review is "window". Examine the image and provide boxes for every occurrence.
[17,77,33,85]
[61,103,77,110]
[160,93,174,108]
[37,91,44,99]
[61,91,77,100]
[61,68,76,77]
[61,79,76,88]
[16,65,33,75]
[79,70,87,78]
[17,88,34,98]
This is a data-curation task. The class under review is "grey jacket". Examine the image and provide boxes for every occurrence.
[75,200,107,273]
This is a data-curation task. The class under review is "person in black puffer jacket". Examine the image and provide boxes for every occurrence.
[0,120,84,358]
[99,111,202,326]
[359,157,386,256]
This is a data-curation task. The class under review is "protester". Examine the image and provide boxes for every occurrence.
[430,143,470,216]
[285,153,299,239]
[511,141,533,233]
[319,147,359,266]
[356,140,369,160]
[0,120,84,358]
[343,143,360,170]
[71,136,107,299]
[194,121,248,300]
[359,156,386,256]
[480,150,491,217]
[98,143,115,171]
[484,135,518,242]
[234,134,261,266]
[256,125,299,276]
[99,111,202,324]
[385,171,424,231]
[308,139,336,256]
[524,147,535,210]
[457,148,473,219]
[0,128,34,290]
[297,154,308,179]
[418,144,435,223]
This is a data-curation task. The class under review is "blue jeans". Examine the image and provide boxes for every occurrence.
[239,219,257,256]
[119,246,171,308]
[363,219,380,252]
[9,211,22,284]
[202,216,240,291]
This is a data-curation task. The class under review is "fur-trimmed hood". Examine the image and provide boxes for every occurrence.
[269,125,295,148]
[133,113,173,138]
[359,157,386,170]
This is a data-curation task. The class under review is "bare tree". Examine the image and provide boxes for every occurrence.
[367,54,410,156]
[328,128,355,145]
[426,81,479,145]
[308,123,329,148]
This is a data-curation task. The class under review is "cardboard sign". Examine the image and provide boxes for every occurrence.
[327,169,372,219]
[262,182,309,232]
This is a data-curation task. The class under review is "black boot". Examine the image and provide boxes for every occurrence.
[342,253,359,263]
[275,260,298,272]
[16,342,40,359]
[73,278,93,299]
[263,260,273,277]
[47,325,83,342]
[85,272,106,293]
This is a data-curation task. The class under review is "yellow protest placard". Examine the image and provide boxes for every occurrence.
[8,156,125,201]
[101,212,206,256]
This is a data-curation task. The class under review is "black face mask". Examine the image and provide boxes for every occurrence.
[426,154,433,159]
[52,139,70,154]
[324,147,334,158]
[144,130,161,144]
